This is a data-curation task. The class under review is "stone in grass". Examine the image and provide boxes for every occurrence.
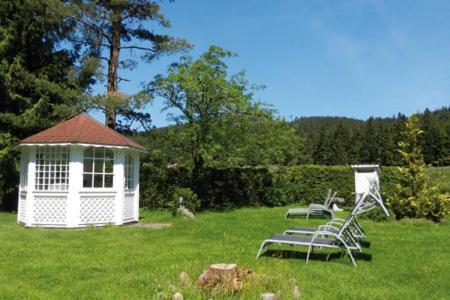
[179,271,192,286]
[292,284,301,298]
[198,263,252,293]
[261,292,277,300]
[289,278,301,298]
[176,207,196,220]
[172,292,184,300]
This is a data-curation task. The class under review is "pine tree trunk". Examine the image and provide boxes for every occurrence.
[106,7,121,129]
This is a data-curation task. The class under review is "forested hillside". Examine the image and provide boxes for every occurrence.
[136,107,450,168]
[293,107,450,166]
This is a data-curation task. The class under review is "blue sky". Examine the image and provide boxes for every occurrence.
[92,0,450,127]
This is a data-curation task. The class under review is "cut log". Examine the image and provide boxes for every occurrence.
[198,264,251,293]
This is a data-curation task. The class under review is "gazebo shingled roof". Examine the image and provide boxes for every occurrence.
[18,114,145,151]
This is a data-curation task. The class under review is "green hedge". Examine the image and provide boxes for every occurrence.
[140,163,191,209]
[266,165,354,207]
[195,167,272,209]
[139,164,399,210]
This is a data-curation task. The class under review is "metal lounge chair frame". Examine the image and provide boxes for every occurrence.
[285,189,337,219]
[283,187,389,240]
[257,193,370,266]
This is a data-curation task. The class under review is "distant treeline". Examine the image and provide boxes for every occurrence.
[138,107,450,168]
[292,107,450,166]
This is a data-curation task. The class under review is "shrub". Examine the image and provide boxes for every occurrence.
[358,207,395,222]
[194,167,271,209]
[140,163,191,209]
[171,187,200,215]
[388,116,449,222]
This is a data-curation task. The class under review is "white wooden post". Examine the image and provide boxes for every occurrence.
[67,146,83,227]
[114,149,125,225]
[133,154,140,222]
[25,147,36,227]
[17,148,28,224]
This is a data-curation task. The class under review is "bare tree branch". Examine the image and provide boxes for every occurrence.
[69,15,112,43]
[120,45,155,51]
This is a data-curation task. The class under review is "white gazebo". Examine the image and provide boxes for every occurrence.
[15,114,146,228]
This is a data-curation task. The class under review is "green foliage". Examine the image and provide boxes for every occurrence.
[171,187,200,215]
[295,108,450,166]
[146,46,301,173]
[357,207,395,222]
[140,163,191,210]
[0,0,92,209]
[0,134,18,210]
[428,167,450,194]
[194,167,271,210]
[389,116,450,222]
[66,0,192,129]
[139,164,400,211]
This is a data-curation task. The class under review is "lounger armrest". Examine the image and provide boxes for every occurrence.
[309,204,327,210]
[326,221,343,228]
[316,225,340,236]
[331,218,346,222]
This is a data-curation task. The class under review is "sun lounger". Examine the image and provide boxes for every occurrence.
[285,189,337,219]
[257,193,375,266]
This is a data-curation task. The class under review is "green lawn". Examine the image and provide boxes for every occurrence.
[0,208,449,299]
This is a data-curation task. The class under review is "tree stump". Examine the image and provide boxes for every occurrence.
[198,264,251,293]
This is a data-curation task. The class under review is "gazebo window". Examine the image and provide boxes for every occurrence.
[124,154,135,189]
[83,147,114,188]
[35,146,69,191]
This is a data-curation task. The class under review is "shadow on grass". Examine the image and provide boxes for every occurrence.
[261,249,372,263]
[286,215,333,220]
[360,240,371,248]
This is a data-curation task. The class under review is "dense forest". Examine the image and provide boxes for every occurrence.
[293,107,450,166]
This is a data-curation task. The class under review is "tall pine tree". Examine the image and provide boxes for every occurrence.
[0,0,91,209]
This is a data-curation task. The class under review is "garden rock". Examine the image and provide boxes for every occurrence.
[198,263,252,293]
[293,284,301,298]
[289,278,301,298]
[261,292,277,300]
[179,271,191,285]
[176,207,196,220]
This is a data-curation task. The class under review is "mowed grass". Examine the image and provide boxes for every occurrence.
[0,207,449,299]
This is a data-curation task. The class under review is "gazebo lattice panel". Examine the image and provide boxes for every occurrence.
[33,196,67,224]
[80,195,115,224]
[123,192,135,222]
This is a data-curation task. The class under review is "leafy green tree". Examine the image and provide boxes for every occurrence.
[66,0,191,129]
[389,115,449,221]
[209,114,302,166]
[146,46,300,173]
